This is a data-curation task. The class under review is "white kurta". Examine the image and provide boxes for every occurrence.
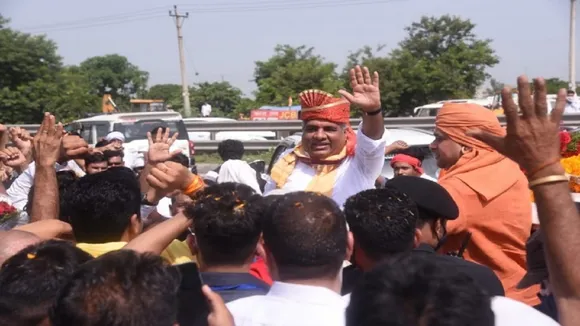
[264,123,388,207]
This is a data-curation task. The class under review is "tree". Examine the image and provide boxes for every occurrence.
[254,45,343,106]
[46,67,101,122]
[350,16,499,116]
[146,84,183,112]
[343,45,397,116]
[79,54,149,108]
[543,78,576,94]
[189,81,244,117]
[0,15,65,123]
[485,78,505,97]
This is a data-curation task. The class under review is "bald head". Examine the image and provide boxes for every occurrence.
[0,230,41,266]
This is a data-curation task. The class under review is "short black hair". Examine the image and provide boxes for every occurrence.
[95,139,109,148]
[85,152,107,165]
[217,139,244,161]
[104,150,124,159]
[50,250,180,326]
[0,240,92,326]
[344,188,418,260]
[61,167,141,243]
[347,254,494,326]
[168,153,189,168]
[262,191,347,280]
[185,183,263,266]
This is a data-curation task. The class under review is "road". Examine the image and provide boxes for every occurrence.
[196,163,219,174]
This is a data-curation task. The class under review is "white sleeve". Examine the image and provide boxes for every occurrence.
[7,164,36,211]
[353,122,389,179]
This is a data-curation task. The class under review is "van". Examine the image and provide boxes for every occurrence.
[67,111,194,168]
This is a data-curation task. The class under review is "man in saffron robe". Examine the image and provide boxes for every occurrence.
[265,66,387,207]
[430,102,539,306]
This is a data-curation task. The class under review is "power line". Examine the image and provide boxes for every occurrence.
[19,0,406,33]
[180,0,406,11]
[18,7,168,32]
[21,14,166,33]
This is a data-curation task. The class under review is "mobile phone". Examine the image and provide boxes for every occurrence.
[175,262,209,326]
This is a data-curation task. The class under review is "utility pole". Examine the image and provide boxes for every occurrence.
[570,0,577,90]
[169,5,192,117]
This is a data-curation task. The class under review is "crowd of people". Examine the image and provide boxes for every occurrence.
[0,65,577,325]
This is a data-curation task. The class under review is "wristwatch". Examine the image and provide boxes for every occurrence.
[365,108,383,116]
[141,193,158,206]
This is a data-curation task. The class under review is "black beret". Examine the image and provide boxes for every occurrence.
[386,176,458,220]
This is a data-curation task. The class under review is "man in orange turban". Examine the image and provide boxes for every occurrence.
[266,66,388,207]
[430,103,538,306]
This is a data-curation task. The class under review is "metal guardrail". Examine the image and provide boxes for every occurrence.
[8,114,580,152]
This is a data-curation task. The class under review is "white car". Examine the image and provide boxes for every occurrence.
[267,128,438,180]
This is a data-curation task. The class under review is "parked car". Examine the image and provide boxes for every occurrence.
[267,128,438,180]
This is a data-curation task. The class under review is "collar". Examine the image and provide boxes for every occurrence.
[267,281,346,306]
[201,272,270,289]
[413,243,436,254]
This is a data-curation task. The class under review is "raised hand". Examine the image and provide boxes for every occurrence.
[147,128,181,164]
[0,147,27,168]
[60,134,89,161]
[467,77,563,174]
[386,140,409,153]
[33,113,64,167]
[9,127,33,158]
[339,65,381,112]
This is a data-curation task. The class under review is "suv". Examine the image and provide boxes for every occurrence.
[267,128,438,180]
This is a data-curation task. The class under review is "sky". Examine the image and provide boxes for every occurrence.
[1,0,575,97]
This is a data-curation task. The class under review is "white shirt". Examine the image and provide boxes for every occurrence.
[227,282,347,326]
[201,104,212,117]
[7,161,86,211]
[218,159,262,194]
[492,296,559,325]
[156,197,173,218]
[264,123,388,207]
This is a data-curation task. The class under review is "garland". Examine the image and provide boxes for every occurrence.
[531,130,580,200]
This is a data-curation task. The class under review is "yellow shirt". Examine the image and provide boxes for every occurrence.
[77,239,194,265]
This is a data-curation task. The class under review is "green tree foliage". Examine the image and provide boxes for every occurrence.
[254,45,343,106]
[0,15,64,123]
[484,78,505,96]
[543,78,578,94]
[146,84,183,112]
[79,54,149,108]
[349,15,499,116]
[190,81,244,117]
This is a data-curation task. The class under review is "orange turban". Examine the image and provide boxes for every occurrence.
[435,103,505,151]
[299,89,356,156]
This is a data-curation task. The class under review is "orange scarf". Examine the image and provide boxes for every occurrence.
[270,143,348,197]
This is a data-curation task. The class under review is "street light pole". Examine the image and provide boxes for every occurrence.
[570,0,577,90]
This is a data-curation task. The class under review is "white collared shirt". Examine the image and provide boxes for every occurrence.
[492,296,559,325]
[227,281,348,326]
[264,123,388,207]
